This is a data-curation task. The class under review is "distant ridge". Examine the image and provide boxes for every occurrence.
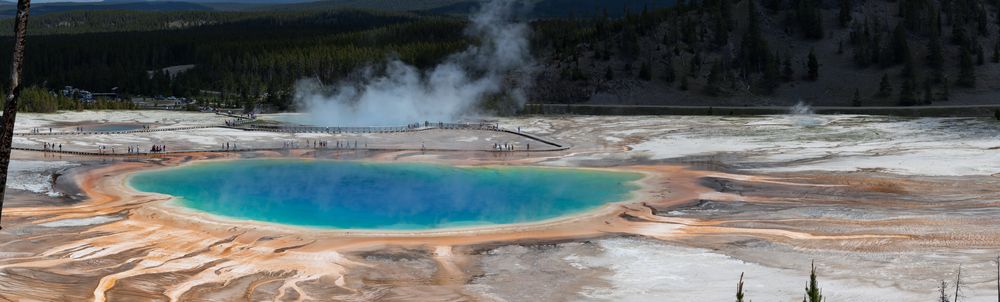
[264,0,675,17]
[0,1,216,17]
[0,0,677,18]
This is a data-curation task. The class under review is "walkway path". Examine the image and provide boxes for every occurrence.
[12,119,569,157]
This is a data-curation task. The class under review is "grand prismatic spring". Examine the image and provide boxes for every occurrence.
[0,111,997,301]
[130,160,640,230]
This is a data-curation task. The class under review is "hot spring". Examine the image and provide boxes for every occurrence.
[129,160,641,230]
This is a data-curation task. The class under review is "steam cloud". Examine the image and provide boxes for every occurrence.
[294,0,534,127]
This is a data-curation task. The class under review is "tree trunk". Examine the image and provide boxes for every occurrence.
[955,265,962,302]
[0,0,31,229]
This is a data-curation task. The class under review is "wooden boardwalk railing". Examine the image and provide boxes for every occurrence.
[12,119,570,155]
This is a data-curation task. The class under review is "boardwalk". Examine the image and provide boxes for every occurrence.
[12,119,568,157]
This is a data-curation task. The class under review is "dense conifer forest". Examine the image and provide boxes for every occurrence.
[532,0,1000,106]
[0,10,469,111]
[2,0,1000,112]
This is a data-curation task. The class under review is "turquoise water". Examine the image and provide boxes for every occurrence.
[92,124,144,132]
[129,160,641,230]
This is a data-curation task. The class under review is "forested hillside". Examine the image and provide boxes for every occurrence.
[0,1,215,18]
[0,10,469,110]
[0,0,673,19]
[3,0,1000,112]
[533,0,1000,106]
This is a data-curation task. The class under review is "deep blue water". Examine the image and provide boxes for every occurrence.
[129,160,641,230]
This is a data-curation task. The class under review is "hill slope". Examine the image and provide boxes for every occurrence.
[0,1,217,17]
[531,0,1000,106]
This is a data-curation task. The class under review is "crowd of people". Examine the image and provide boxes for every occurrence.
[41,142,61,151]
[23,119,542,155]
[126,145,145,154]
[36,143,171,154]
[284,139,366,150]
[493,143,526,151]
[72,125,151,133]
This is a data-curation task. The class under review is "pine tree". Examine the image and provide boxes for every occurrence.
[901,49,915,79]
[976,44,985,65]
[782,53,794,81]
[958,49,976,87]
[852,88,861,107]
[952,25,968,46]
[714,15,730,48]
[736,272,747,302]
[941,76,951,101]
[797,0,824,39]
[720,0,734,32]
[923,78,934,105]
[939,281,951,302]
[838,0,852,27]
[705,61,724,95]
[662,60,676,83]
[690,52,702,75]
[892,24,910,64]
[740,0,770,74]
[927,29,944,69]
[899,77,916,106]
[878,73,893,97]
[762,53,781,93]
[639,61,652,81]
[807,48,819,81]
[680,74,689,90]
[804,261,823,302]
[604,66,614,81]
[992,40,1000,63]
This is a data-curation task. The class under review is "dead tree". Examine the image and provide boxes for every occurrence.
[736,272,747,302]
[0,0,31,228]
[939,280,951,302]
[955,265,963,302]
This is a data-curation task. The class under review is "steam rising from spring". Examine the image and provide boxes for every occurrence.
[788,101,825,127]
[294,0,534,127]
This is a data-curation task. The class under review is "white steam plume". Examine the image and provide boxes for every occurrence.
[294,0,534,127]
